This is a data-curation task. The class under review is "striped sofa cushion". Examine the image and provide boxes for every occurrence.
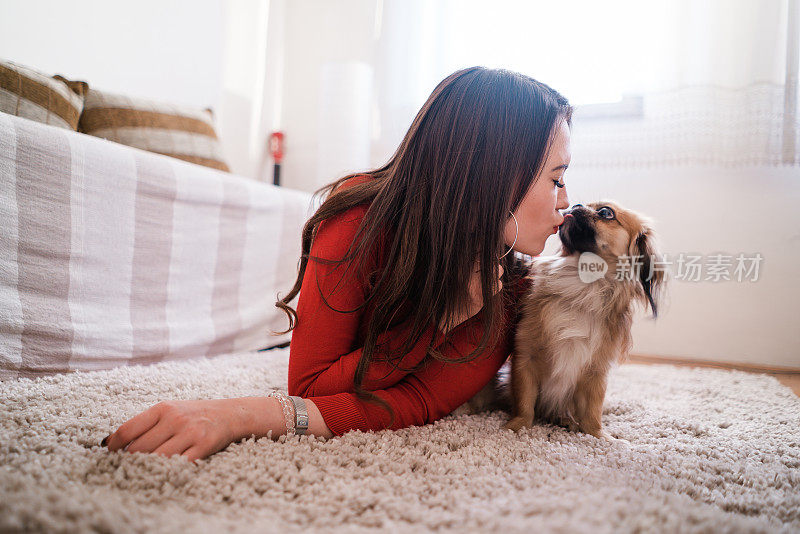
[0,111,311,380]
[0,59,88,131]
[79,88,231,172]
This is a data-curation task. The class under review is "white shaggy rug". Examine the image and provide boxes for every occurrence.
[1,347,799,534]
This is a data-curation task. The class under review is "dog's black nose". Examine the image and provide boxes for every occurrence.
[572,204,583,209]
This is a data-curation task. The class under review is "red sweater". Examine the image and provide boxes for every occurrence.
[287,176,531,436]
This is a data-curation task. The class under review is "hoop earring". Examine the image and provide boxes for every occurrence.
[498,211,518,260]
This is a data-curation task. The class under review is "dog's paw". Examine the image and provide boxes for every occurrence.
[503,416,532,432]
[558,415,580,432]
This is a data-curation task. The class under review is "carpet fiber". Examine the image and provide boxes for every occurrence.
[1,347,799,533]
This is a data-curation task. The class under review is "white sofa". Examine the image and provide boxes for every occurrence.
[0,111,313,380]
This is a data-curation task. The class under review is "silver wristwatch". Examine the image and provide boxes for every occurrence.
[289,396,309,435]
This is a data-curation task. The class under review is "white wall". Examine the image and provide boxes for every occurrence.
[217,0,275,179]
[277,0,377,193]
[0,0,226,115]
[0,0,266,177]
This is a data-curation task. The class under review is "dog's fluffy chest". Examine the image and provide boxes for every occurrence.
[538,308,604,415]
[530,258,613,417]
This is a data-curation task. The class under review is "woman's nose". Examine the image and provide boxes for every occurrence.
[556,188,570,210]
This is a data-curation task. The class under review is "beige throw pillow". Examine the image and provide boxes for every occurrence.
[78,88,231,172]
[0,58,88,130]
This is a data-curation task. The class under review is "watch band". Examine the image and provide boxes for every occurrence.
[289,396,309,435]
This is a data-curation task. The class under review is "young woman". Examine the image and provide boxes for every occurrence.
[101,66,573,462]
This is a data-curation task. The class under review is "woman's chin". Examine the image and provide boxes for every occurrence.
[510,242,545,258]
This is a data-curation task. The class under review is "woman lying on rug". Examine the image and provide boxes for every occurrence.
[101,66,574,462]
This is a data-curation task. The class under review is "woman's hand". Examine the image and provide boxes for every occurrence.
[439,260,504,334]
[102,398,240,463]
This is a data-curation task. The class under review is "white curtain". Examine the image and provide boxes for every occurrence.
[371,0,800,170]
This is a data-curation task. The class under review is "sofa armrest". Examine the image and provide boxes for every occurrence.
[0,111,314,379]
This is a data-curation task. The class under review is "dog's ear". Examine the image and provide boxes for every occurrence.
[629,221,668,319]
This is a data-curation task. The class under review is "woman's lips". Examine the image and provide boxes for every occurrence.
[554,213,574,233]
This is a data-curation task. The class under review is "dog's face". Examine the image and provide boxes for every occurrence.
[557,200,667,317]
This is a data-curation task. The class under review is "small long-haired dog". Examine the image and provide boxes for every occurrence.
[454,200,668,443]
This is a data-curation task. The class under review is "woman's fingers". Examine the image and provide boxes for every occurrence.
[102,399,239,462]
[105,403,163,452]
[124,421,177,455]
[152,433,196,460]
[181,444,215,464]
[184,435,232,462]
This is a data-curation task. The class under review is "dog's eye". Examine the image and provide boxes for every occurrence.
[597,207,615,219]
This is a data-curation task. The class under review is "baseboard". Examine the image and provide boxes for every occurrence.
[627,354,800,375]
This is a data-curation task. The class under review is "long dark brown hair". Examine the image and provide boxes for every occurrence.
[273,66,573,427]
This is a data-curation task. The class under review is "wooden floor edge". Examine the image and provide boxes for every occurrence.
[626,354,800,375]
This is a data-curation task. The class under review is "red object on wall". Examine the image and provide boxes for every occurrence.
[269,131,284,164]
[268,131,284,186]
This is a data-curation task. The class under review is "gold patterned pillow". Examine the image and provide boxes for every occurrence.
[78,88,231,172]
[0,59,88,130]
